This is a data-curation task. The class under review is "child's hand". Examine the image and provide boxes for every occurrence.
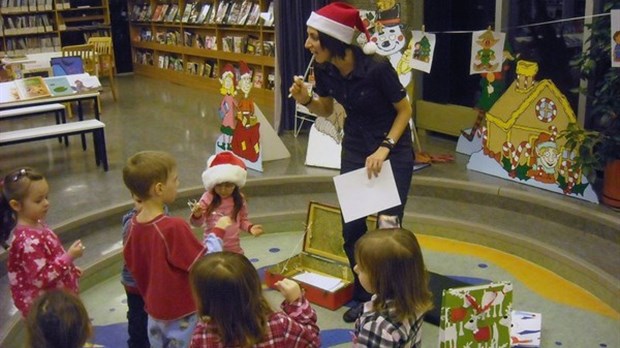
[214,215,232,229]
[249,224,264,236]
[191,201,206,218]
[275,278,302,303]
[68,240,85,259]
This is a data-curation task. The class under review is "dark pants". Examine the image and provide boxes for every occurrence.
[126,290,150,348]
[341,158,414,302]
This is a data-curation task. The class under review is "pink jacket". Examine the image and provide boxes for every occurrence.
[8,224,80,317]
[190,191,252,254]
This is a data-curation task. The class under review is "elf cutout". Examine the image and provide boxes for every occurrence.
[217,64,237,151]
[231,61,260,163]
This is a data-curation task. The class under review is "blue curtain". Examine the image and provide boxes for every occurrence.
[276,0,330,133]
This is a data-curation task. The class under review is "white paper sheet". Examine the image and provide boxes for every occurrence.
[292,271,345,292]
[333,160,401,223]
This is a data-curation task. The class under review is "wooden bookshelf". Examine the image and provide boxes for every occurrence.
[0,0,112,55]
[128,0,276,105]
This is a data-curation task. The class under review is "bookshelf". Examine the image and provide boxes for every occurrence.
[0,0,111,55]
[128,0,276,105]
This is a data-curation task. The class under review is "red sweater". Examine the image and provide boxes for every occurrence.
[124,214,205,320]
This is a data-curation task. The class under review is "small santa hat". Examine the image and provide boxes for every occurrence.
[239,61,251,78]
[307,2,377,55]
[535,132,555,149]
[202,151,247,191]
[221,63,236,84]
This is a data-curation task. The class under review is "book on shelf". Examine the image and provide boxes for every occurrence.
[214,0,230,24]
[236,0,253,25]
[262,40,275,57]
[204,35,217,50]
[226,0,241,24]
[164,4,179,22]
[245,3,260,25]
[188,3,201,23]
[183,31,194,47]
[181,2,194,23]
[206,2,218,24]
[44,76,75,97]
[195,3,211,23]
[252,71,263,88]
[203,61,213,78]
[0,76,51,103]
[151,4,163,21]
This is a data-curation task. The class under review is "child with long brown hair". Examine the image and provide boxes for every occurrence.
[189,252,320,347]
[25,289,92,348]
[352,228,433,347]
[190,151,263,254]
[0,167,84,317]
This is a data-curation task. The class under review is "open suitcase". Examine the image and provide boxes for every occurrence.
[264,201,376,310]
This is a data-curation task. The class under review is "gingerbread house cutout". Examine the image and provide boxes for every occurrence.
[468,60,598,202]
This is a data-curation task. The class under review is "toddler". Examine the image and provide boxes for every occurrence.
[190,151,263,254]
[352,228,433,347]
[25,289,92,348]
[189,251,320,347]
[0,167,84,317]
[122,151,226,347]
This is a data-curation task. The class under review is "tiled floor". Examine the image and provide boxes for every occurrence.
[1,74,619,347]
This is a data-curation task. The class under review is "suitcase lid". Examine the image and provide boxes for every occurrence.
[303,201,377,264]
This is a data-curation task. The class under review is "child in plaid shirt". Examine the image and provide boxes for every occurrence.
[189,252,320,347]
[352,228,433,347]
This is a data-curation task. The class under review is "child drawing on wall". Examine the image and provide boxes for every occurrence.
[473,29,500,72]
[231,61,260,163]
[218,64,237,151]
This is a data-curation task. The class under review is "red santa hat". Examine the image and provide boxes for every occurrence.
[221,63,236,85]
[202,151,247,191]
[239,61,251,78]
[306,2,377,55]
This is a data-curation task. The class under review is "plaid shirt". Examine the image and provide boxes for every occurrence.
[354,295,424,348]
[190,296,320,347]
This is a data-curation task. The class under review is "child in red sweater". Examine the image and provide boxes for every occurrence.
[190,151,263,254]
[122,151,227,348]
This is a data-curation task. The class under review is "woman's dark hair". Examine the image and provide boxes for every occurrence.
[0,168,45,250]
[317,31,350,60]
[206,186,244,220]
[26,289,92,348]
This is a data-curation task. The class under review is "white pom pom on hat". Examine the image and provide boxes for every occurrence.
[306,2,377,55]
[202,151,247,191]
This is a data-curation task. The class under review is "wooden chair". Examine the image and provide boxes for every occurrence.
[87,36,117,101]
[61,44,98,116]
[61,44,97,76]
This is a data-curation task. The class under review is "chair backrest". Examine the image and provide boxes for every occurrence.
[61,44,97,75]
[87,37,115,71]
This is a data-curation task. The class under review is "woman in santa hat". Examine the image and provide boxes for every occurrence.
[288,2,415,324]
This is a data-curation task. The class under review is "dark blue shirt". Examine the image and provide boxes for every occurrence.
[314,47,414,168]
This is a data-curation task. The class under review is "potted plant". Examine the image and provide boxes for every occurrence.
[561,1,620,207]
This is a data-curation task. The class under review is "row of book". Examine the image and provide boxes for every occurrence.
[134,28,274,56]
[2,35,60,55]
[130,0,267,27]
[132,50,275,89]
[2,14,55,35]
[1,0,53,13]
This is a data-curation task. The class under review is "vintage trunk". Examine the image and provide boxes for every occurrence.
[264,201,376,310]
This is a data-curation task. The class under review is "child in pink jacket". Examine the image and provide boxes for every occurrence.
[190,151,263,254]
